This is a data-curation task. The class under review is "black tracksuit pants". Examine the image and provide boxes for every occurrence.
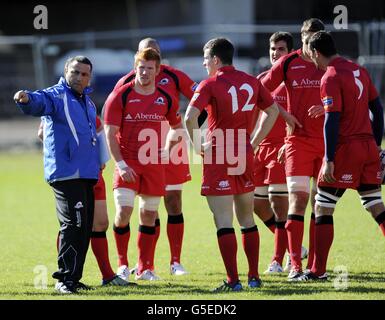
[50,179,96,283]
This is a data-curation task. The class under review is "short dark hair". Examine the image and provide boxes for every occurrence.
[308,31,337,58]
[203,38,234,65]
[301,18,325,34]
[64,56,93,72]
[269,31,294,52]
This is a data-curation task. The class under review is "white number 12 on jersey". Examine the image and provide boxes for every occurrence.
[228,83,255,114]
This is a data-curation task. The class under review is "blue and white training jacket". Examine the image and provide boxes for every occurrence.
[16,77,99,183]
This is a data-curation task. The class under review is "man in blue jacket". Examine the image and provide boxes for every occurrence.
[14,56,100,294]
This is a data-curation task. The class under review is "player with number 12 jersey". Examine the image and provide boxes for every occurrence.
[190,65,274,195]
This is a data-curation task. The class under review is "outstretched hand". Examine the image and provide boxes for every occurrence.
[13,91,29,104]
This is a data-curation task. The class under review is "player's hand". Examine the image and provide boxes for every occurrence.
[159,148,170,163]
[13,91,29,104]
[100,164,106,170]
[200,141,212,157]
[308,105,325,118]
[118,165,137,183]
[277,144,286,164]
[283,112,302,136]
[322,161,336,183]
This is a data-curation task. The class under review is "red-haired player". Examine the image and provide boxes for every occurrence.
[104,48,183,281]
[112,38,202,279]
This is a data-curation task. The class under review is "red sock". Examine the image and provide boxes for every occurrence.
[217,228,239,285]
[149,219,160,270]
[375,211,385,236]
[272,221,288,266]
[91,232,115,280]
[285,215,304,271]
[264,216,276,234]
[137,225,155,275]
[306,213,315,269]
[167,214,184,264]
[241,226,260,279]
[312,216,334,276]
[113,224,130,267]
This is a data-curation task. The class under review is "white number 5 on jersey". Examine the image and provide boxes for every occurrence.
[353,70,363,100]
[228,83,255,114]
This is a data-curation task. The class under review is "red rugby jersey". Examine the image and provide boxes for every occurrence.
[262,49,325,138]
[257,70,287,145]
[104,81,181,160]
[190,66,274,149]
[321,56,379,142]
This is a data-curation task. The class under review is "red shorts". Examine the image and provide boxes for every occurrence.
[165,162,191,185]
[165,140,191,185]
[285,136,324,178]
[254,143,286,186]
[162,123,191,185]
[113,160,166,196]
[318,139,381,189]
[94,171,106,200]
[201,150,255,196]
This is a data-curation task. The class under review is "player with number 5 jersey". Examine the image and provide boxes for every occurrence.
[295,31,385,282]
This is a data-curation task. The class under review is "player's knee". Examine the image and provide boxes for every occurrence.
[268,184,288,215]
[93,218,109,232]
[164,190,182,213]
[289,193,309,213]
[270,199,288,220]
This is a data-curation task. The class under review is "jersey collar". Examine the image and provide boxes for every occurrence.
[328,56,343,67]
[217,65,235,74]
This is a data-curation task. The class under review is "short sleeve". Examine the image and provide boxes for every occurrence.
[188,80,211,112]
[103,90,123,127]
[165,94,182,127]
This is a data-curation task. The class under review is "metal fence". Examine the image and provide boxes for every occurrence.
[0,22,384,118]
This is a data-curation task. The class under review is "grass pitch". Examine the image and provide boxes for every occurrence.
[0,151,385,300]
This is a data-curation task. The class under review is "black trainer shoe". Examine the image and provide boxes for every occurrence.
[298,270,328,282]
[287,269,303,282]
[212,280,243,293]
[102,275,138,286]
